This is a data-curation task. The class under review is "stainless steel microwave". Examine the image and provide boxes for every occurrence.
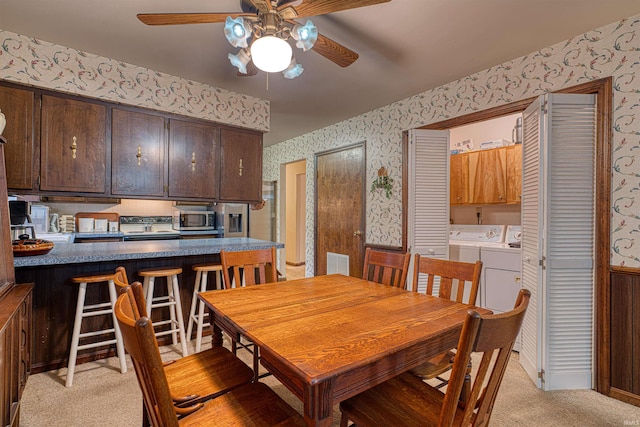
[173,211,217,230]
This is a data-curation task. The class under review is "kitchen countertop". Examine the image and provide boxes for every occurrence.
[14,237,283,267]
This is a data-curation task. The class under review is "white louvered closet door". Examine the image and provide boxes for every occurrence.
[520,97,544,388]
[408,129,450,294]
[521,93,596,390]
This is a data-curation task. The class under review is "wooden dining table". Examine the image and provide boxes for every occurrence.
[198,274,491,426]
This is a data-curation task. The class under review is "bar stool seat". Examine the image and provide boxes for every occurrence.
[186,263,223,353]
[138,267,188,356]
[67,272,127,387]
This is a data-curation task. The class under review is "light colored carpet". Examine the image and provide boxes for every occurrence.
[20,338,640,426]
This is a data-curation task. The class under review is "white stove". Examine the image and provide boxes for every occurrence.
[119,216,181,241]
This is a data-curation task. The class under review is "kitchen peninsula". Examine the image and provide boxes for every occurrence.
[14,237,284,373]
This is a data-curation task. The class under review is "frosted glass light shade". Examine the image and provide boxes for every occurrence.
[224,17,252,48]
[228,48,251,74]
[283,59,303,79]
[250,36,292,73]
[292,20,318,51]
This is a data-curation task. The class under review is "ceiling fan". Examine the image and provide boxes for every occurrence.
[137,0,391,79]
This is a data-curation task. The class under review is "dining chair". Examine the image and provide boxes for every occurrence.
[114,285,305,427]
[409,255,483,394]
[220,247,278,378]
[220,246,278,288]
[339,288,531,427]
[113,268,254,420]
[362,247,411,289]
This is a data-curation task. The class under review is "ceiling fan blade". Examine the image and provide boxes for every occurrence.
[312,32,359,67]
[238,61,259,77]
[137,12,252,26]
[279,0,390,18]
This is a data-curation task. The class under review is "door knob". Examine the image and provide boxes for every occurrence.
[353,230,362,237]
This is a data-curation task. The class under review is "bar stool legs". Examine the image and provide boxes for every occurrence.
[67,273,127,387]
[186,264,223,353]
[139,267,188,356]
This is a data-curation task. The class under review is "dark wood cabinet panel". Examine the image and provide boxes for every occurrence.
[0,86,35,190]
[111,109,165,197]
[40,95,106,193]
[168,119,218,200]
[219,128,263,202]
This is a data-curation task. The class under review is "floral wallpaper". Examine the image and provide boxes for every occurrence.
[263,14,640,274]
[0,30,269,132]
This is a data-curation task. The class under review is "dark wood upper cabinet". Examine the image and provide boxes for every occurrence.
[219,128,263,203]
[168,119,218,200]
[40,95,106,193]
[0,86,35,191]
[111,108,165,197]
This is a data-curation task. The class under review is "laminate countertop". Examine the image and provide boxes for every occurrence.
[13,237,283,267]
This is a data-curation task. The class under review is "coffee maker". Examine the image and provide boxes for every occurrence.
[9,200,36,239]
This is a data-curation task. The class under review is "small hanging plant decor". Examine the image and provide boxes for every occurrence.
[371,166,393,198]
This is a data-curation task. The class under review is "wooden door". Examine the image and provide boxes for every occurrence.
[315,143,365,278]
[168,119,218,200]
[111,108,165,197]
[40,95,106,193]
[449,152,469,205]
[219,128,262,202]
[0,86,35,190]
[506,144,522,204]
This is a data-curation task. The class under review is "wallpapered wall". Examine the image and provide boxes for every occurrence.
[263,14,640,273]
[0,30,270,132]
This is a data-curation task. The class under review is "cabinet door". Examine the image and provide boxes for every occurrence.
[112,109,165,197]
[506,144,522,204]
[40,95,106,193]
[449,153,469,205]
[219,128,263,202]
[471,147,506,204]
[168,119,218,199]
[0,86,35,190]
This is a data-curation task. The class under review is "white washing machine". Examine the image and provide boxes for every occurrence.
[449,225,505,305]
[480,225,522,351]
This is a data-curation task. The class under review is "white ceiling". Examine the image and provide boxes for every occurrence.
[2,0,640,147]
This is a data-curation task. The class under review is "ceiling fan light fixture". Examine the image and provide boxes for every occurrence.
[224,16,252,48]
[250,35,292,73]
[292,20,318,51]
[228,48,252,74]
[283,58,304,79]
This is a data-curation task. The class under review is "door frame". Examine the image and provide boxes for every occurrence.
[402,78,612,396]
[314,142,366,277]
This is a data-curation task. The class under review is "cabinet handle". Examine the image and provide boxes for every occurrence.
[70,136,77,159]
[353,230,361,237]
[136,146,142,166]
[239,159,243,177]
[191,152,196,172]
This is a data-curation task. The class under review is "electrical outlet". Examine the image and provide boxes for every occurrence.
[476,207,482,215]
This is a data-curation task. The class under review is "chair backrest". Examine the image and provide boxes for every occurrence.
[411,255,482,305]
[114,267,148,315]
[440,288,530,427]
[220,247,278,288]
[114,285,181,427]
[362,248,411,289]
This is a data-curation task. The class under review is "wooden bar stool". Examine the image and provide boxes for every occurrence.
[67,272,127,387]
[138,267,188,356]
[186,263,223,353]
